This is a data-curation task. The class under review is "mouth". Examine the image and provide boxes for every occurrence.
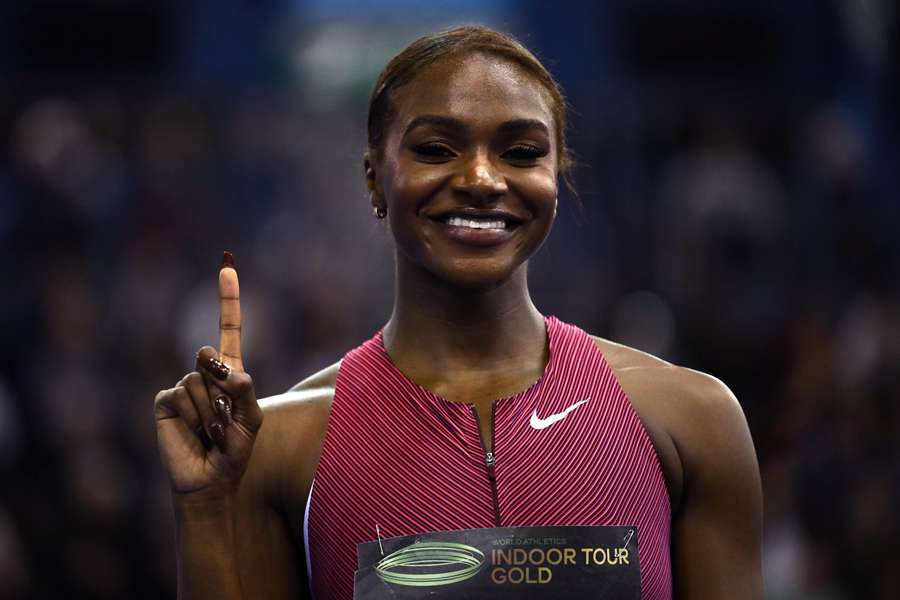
[426,210,524,247]
[442,215,509,230]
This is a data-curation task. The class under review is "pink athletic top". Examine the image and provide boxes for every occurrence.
[304,315,672,599]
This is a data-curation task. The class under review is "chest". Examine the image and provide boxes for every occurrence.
[305,370,674,600]
[419,365,548,454]
[303,320,676,599]
[317,361,671,522]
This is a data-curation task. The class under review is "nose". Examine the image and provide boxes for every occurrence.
[451,151,508,202]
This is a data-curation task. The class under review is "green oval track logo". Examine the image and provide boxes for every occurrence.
[374,541,486,587]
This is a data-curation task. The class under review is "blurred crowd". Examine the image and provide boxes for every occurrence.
[1,1,898,598]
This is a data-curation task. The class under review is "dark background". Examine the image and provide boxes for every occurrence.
[1,1,898,598]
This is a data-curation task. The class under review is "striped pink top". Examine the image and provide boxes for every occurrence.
[304,315,671,599]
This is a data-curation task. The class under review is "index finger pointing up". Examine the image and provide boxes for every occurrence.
[218,251,243,372]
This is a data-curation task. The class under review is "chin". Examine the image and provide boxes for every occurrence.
[427,258,524,291]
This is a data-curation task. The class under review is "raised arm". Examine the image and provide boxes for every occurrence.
[670,371,763,598]
[154,253,306,599]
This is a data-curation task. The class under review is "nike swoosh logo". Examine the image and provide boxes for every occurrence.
[530,399,590,430]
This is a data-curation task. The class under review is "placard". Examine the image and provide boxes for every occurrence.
[353,525,640,599]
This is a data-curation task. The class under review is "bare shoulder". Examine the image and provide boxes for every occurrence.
[589,335,755,512]
[588,337,762,595]
[285,360,341,395]
[255,359,340,453]
[258,358,340,436]
[590,334,743,421]
[247,360,340,525]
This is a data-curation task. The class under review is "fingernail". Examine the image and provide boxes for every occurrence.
[214,396,233,425]
[221,251,236,270]
[199,354,230,380]
[209,422,226,450]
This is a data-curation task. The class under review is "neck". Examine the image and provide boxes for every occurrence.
[382,254,547,374]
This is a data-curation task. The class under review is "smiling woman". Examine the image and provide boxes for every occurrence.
[154,25,763,600]
[367,51,558,288]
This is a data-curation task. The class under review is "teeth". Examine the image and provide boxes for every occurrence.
[445,216,506,230]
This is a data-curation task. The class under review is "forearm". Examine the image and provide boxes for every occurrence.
[173,493,245,600]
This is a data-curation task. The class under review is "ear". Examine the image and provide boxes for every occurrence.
[363,150,384,208]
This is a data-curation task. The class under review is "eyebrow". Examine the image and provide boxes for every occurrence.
[403,115,550,137]
[498,118,550,136]
[403,115,461,136]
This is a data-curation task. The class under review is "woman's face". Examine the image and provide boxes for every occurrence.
[368,52,558,289]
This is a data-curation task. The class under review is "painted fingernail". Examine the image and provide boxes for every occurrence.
[221,251,236,270]
[209,421,226,450]
[200,355,230,380]
[214,395,233,425]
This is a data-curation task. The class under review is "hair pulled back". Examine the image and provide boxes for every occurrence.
[367,25,575,194]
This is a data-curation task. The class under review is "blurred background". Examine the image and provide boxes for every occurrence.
[0,0,898,598]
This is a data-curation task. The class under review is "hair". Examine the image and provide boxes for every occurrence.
[367,25,577,198]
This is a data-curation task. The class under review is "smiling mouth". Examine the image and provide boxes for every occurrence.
[443,216,507,230]
[426,213,523,247]
[428,210,524,229]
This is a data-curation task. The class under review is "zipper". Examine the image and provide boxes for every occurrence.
[472,402,501,526]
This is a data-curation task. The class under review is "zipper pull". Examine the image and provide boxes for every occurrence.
[485,452,496,477]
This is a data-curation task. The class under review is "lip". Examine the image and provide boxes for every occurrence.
[426,208,526,224]
[426,217,521,247]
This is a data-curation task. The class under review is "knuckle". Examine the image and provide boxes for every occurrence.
[233,372,254,393]
[154,388,171,405]
[220,351,241,364]
[185,371,203,386]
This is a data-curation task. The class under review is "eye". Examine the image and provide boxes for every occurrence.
[503,144,548,162]
[412,143,457,160]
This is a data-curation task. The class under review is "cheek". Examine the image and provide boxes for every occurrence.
[513,166,558,212]
[382,157,447,211]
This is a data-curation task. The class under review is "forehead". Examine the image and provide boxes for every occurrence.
[388,53,555,136]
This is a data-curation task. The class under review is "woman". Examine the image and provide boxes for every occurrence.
[154,26,762,600]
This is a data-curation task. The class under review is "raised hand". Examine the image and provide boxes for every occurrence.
[154,252,263,497]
